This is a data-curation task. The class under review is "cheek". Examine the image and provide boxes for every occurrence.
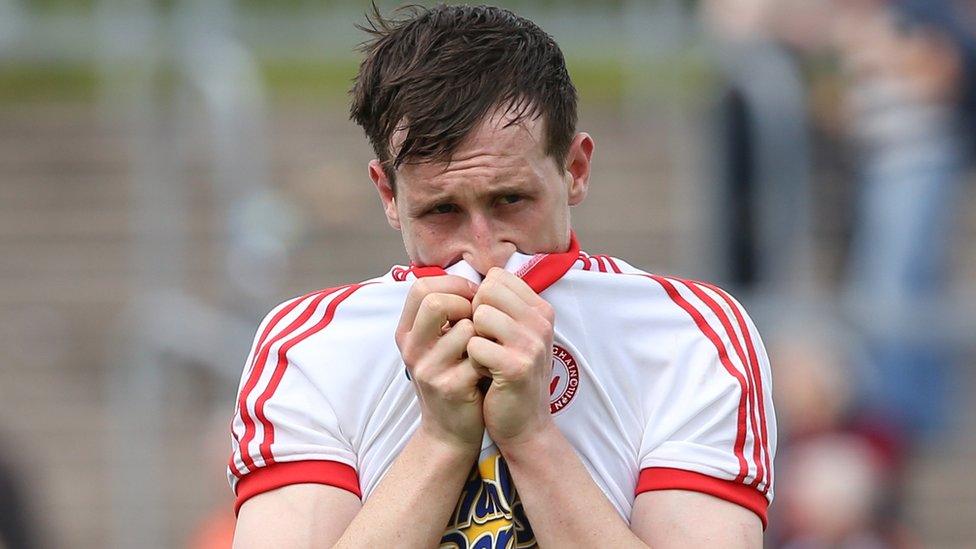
[528,194,565,227]
[405,222,457,263]
[503,201,565,248]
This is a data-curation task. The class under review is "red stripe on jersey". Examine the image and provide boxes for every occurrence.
[647,275,750,483]
[677,279,764,489]
[229,417,244,478]
[235,459,361,515]
[636,467,768,529]
[231,295,307,467]
[255,284,368,466]
[575,253,622,274]
[601,255,623,274]
[699,282,772,494]
[584,253,599,272]
[593,255,608,273]
[230,292,323,477]
[234,286,350,473]
[578,252,592,271]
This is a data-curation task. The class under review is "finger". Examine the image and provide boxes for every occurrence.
[485,267,544,306]
[475,268,554,326]
[471,277,534,321]
[425,318,476,368]
[466,335,510,377]
[397,276,478,336]
[441,358,488,400]
[411,293,474,346]
[470,359,492,379]
[472,304,523,345]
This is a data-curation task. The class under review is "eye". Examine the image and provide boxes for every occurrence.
[498,194,523,205]
[430,203,458,215]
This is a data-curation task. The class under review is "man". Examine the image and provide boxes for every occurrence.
[230,5,774,547]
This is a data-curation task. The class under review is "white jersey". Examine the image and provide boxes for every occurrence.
[229,236,776,545]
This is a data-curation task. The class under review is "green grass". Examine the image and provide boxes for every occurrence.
[0,54,713,106]
[0,63,100,103]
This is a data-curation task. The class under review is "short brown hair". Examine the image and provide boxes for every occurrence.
[350,3,578,188]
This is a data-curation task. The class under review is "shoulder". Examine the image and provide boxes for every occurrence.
[248,272,414,360]
[562,251,764,357]
[566,252,752,325]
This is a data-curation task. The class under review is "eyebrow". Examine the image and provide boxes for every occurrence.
[408,183,533,215]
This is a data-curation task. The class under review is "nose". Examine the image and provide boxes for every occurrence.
[461,213,516,276]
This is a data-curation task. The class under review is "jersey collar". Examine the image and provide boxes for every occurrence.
[408,231,580,295]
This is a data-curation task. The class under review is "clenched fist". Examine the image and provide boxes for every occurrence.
[396,275,487,452]
[466,268,556,448]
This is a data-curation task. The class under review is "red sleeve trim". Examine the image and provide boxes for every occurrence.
[636,467,768,529]
[234,460,361,514]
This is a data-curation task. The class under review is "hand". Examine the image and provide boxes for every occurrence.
[467,268,556,448]
[396,275,486,453]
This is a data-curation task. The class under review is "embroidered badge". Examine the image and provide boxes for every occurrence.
[549,344,580,414]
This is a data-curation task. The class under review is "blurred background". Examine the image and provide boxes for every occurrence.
[0,0,974,547]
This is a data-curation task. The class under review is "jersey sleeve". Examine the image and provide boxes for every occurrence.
[636,277,776,528]
[227,287,364,513]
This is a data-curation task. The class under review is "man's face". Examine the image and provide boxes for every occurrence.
[369,110,594,275]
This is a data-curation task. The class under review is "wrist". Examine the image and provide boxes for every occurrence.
[415,423,482,463]
[494,418,560,461]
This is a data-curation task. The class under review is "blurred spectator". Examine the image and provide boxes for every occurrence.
[700,0,976,545]
[706,0,973,434]
[768,326,914,548]
[701,0,815,291]
[836,0,974,435]
[778,434,890,548]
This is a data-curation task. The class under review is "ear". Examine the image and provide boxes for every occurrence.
[565,132,593,206]
[369,159,401,230]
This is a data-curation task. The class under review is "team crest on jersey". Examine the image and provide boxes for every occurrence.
[549,344,580,414]
[440,453,536,549]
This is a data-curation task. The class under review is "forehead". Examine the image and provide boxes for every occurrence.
[394,108,549,194]
[453,108,546,160]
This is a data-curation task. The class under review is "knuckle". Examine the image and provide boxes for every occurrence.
[511,356,532,377]
[402,338,432,370]
[465,335,483,355]
[421,293,446,315]
[478,277,496,294]
[429,376,453,396]
[410,365,428,385]
[539,302,555,323]
[455,318,475,337]
[529,339,548,359]
[399,342,415,364]
[412,358,437,381]
[411,279,431,298]
[472,304,490,324]
[538,317,554,336]
[398,333,418,358]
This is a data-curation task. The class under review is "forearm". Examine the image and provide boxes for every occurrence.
[334,426,478,548]
[499,423,647,548]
